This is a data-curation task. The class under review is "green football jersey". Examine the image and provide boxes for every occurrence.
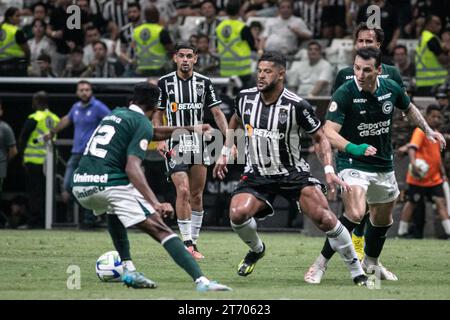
[326,77,410,172]
[73,105,153,187]
[332,64,404,93]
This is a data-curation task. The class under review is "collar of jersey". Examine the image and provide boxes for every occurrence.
[353,76,380,92]
[129,104,144,115]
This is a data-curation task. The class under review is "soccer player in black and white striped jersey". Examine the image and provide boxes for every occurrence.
[153,43,229,260]
[213,51,368,286]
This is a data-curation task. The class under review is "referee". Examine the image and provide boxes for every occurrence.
[153,42,229,260]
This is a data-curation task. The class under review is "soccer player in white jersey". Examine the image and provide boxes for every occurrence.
[213,51,368,286]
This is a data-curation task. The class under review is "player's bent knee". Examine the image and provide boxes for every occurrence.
[229,207,250,225]
[139,214,173,240]
[316,209,336,231]
[176,185,190,201]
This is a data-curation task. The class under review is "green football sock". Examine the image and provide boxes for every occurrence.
[107,214,132,261]
[162,235,203,281]
[364,219,390,258]
[353,213,368,237]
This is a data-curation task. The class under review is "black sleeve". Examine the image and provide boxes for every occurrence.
[18,119,37,154]
[15,30,27,45]
[241,26,256,51]
[159,29,173,46]
[427,37,443,56]
[157,79,166,111]
[295,100,321,134]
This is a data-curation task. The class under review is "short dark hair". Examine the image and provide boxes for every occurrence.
[258,51,287,69]
[200,0,217,11]
[355,47,382,68]
[128,2,141,11]
[4,7,20,24]
[393,44,407,54]
[225,0,241,16]
[77,80,92,88]
[354,22,384,45]
[37,53,51,63]
[33,91,48,107]
[175,42,198,54]
[308,40,322,50]
[72,46,84,55]
[93,40,107,51]
[31,18,47,29]
[132,82,160,111]
[426,104,442,115]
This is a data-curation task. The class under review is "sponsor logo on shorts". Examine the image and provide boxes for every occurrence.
[349,170,360,178]
[74,186,104,199]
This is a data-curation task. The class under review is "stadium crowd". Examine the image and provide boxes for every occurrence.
[0,0,449,96]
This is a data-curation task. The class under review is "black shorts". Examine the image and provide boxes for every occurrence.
[231,171,326,219]
[165,150,210,178]
[406,183,444,203]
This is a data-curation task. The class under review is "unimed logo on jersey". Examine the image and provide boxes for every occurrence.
[170,102,203,112]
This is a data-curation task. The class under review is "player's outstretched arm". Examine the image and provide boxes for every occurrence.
[405,103,447,149]
[324,120,377,156]
[311,127,351,193]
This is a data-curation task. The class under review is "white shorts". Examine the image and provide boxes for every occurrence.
[72,184,155,228]
[338,169,400,204]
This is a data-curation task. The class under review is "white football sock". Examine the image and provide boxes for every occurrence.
[122,260,136,272]
[326,221,364,279]
[191,210,204,244]
[315,254,329,269]
[231,218,264,253]
[442,219,450,235]
[177,219,192,242]
[398,220,409,236]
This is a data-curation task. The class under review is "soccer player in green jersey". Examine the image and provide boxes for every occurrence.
[331,22,410,260]
[304,48,446,284]
[72,82,231,292]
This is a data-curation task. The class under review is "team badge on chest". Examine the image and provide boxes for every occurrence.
[195,83,204,97]
[279,109,288,124]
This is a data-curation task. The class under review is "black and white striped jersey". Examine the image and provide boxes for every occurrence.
[235,87,321,176]
[158,71,222,153]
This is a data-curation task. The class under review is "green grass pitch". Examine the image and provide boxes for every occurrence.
[1,229,449,299]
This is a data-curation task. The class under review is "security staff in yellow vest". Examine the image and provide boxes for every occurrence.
[0,7,30,76]
[215,0,256,89]
[415,15,450,96]
[18,91,60,228]
[132,5,174,77]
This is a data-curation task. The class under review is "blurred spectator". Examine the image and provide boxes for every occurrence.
[47,0,85,76]
[0,99,18,227]
[345,0,367,36]
[195,34,220,76]
[243,0,278,19]
[393,44,415,91]
[415,15,449,96]
[260,0,312,56]
[139,0,178,26]
[22,2,48,40]
[287,40,333,97]
[30,52,57,77]
[132,5,174,77]
[216,0,255,89]
[3,195,28,229]
[0,7,30,76]
[196,0,221,52]
[81,40,124,77]
[61,46,88,77]
[77,0,108,35]
[117,2,141,76]
[386,0,412,39]
[357,0,399,56]
[249,20,263,51]
[27,18,55,75]
[398,104,450,239]
[83,26,116,66]
[43,80,110,229]
[321,0,346,41]
[103,0,132,38]
[189,34,199,48]
[293,0,322,39]
[18,91,60,229]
